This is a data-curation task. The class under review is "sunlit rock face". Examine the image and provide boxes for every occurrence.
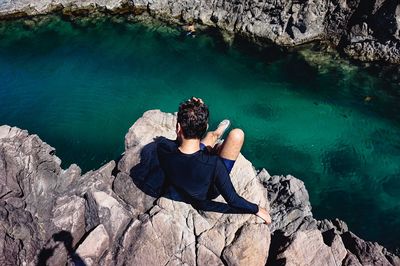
[0,111,399,265]
[0,0,399,63]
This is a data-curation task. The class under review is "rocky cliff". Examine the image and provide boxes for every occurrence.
[0,0,399,64]
[0,110,399,265]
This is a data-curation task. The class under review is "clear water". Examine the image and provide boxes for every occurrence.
[1,16,399,250]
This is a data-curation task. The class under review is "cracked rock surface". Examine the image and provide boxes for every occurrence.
[0,110,399,265]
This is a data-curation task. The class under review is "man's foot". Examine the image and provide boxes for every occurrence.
[214,119,230,139]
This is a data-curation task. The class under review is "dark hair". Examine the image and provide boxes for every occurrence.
[177,98,209,139]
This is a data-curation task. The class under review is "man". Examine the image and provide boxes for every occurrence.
[157,97,271,223]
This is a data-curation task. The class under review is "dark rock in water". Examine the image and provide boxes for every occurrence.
[0,110,399,265]
[318,218,349,234]
[342,0,400,63]
[344,41,400,64]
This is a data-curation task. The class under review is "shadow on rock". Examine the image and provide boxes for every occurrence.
[37,230,86,266]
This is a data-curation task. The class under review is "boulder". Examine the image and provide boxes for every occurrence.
[91,190,131,241]
[222,223,270,266]
[264,174,317,236]
[52,195,86,246]
[76,224,110,264]
[275,229,342,265]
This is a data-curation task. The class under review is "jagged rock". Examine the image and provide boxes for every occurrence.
[91,190,131,241]
[330,234,348,264]
[275,229,345,265]
[343,252,363,266]
[318,218,349,234]
[344,41,400,63]
[342,0,400,63]
[0,231,22,266]
[257,168,271,183]
[0,125,61,219]
[117,109,176,174]
[341,231,400,266]
[264,174,317,236]
[113,172,155,214]
[0,125,118,265]
[1,111,399,265]
[265,173,400,266]
[52,195,86,246]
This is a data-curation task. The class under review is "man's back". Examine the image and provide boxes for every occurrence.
[157,139,217,201]
[157,138,258,214]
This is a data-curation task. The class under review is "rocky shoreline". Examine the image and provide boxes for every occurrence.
[0,0,399,65]
[0,110,399,265]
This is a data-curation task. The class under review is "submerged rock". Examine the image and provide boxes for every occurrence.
[0,111,399,265]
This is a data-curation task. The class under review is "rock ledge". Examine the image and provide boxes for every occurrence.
[0,110,399,265]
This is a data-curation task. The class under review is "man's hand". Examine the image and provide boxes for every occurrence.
[256,207,271,224]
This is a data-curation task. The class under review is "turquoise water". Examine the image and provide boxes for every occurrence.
[1,16,400,250]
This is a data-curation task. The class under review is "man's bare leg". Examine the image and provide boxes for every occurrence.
[218,128,244,160]
[206,127,271,223]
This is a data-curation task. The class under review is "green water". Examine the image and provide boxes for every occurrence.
[1,16,399,250]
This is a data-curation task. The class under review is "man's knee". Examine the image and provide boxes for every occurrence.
[228,128,245,143]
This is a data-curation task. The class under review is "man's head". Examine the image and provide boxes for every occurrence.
[177,97,209,140]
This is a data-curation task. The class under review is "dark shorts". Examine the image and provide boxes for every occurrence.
[199,143,235,173]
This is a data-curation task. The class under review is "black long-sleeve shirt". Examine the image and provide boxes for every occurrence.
[157,139,258,214]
